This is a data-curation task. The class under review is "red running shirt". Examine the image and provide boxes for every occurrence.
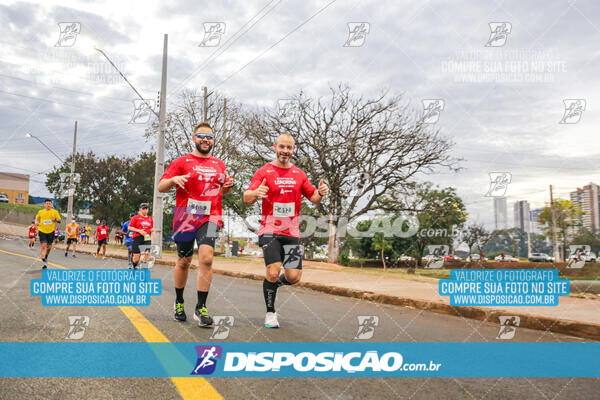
[95,225,109,241]
[28,226,36,238]
[129,215,154,239]
[247,163,316,238]
[161,154,227,233]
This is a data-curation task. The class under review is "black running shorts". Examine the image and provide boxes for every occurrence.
[175,222,219,258]
[38,231,55,244]
[132,235,151,255]
[258,234,303,269]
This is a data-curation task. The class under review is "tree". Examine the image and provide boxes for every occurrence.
[537,199,583,259]
[462,223,493,255]
[241,84,460,263]
[372,231,393,271]
[391,183,467,265]
[483,228,523,257]
[570,228,600,254]
[46,152,155,227]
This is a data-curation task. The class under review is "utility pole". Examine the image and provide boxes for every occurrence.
[550,184,561,262]
[223,97,231,257]
[152,34,168,257]
[66,121,77,223]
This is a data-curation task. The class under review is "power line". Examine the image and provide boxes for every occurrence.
[214,0,338,89]
[170,0,283,95]
[0,59,156,93]
[0,89,130,116]
[0,72,131,103]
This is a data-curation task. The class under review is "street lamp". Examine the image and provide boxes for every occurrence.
[25,133,64,163]
[93,46,159,118]
[94,38,168,256]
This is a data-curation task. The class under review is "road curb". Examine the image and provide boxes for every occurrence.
[54,244,600,341]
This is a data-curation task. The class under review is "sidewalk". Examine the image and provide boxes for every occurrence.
[52,241,600,341]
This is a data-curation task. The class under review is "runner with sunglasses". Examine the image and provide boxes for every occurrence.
[158,122,233,327]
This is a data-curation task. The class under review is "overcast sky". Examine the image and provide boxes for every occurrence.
[1,0,598,229]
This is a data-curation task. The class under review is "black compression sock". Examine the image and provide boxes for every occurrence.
[263,279,278,313]
[175,287,184,303]
[277,273,292,287]
[197,291,208,308]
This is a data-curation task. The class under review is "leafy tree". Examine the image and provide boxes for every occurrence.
[46,152,155,228]
[345,184,467,266]
[372,231,393,271]
[570,228,600,254]
[529,233,552,254]
[537,199,583,260]
[402,183,467,265]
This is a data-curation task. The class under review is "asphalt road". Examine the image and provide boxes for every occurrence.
[1,238,598,400]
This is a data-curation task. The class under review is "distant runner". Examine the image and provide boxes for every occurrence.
[85,225,92,244]
[34,199,61,269]
[27,221,36,249]
[128,203,154,269]
[243,133,328,328]
[120,212,136,268]
[95,220,109,260]
[65,219,79,258]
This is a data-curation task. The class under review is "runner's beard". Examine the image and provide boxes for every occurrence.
[196,142,212,154]
[277,151,291,164]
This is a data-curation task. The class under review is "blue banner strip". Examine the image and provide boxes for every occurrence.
[0,342,598,377]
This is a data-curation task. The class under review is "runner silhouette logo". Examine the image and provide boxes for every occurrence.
[191,345,222,375]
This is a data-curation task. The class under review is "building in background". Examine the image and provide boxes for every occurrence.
[0,172,29,204]
[570,183,600,233]
[530,208,544,234]
[493,197,507,230]
[513,200,531,232]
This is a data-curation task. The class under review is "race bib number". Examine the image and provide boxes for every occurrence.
[273,202,295,218]
[101,229,106,235]
[144,234,151,241]
[187,199,211,215]
[43,220,52,225]
[128,232,133,237]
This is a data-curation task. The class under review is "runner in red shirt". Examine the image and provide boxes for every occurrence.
[243,133,328,328]
[128,203,154,269]
[28,221,37,248]
[95,220,109,260]
[158,122,233,326]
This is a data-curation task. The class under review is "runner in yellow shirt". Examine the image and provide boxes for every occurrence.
[34,199,61,269]
[65,219,80,258]
[85,225,92,244]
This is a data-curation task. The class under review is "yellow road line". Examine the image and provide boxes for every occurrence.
[0,248,223,400]
[0,249,67,269]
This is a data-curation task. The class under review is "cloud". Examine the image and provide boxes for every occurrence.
[0,0,597,229]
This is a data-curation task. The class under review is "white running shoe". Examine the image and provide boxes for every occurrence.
[265,312,279,328]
